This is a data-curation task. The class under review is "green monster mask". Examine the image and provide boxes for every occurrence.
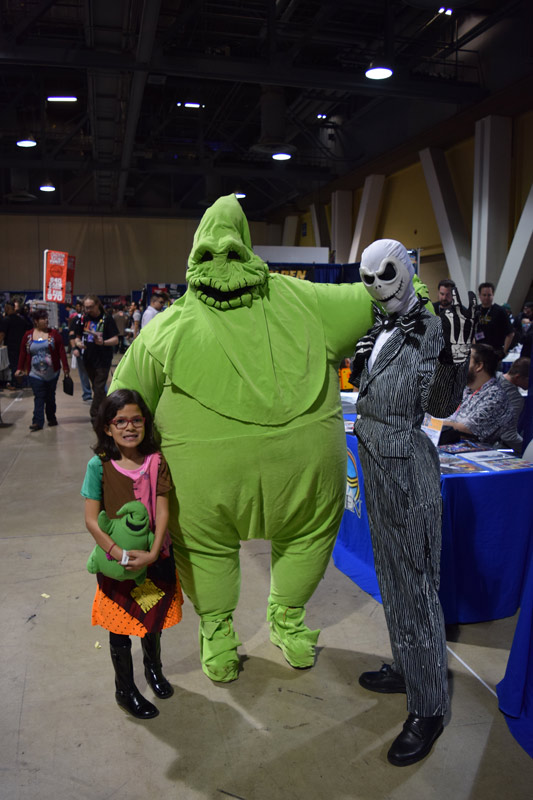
[186,194,270,310]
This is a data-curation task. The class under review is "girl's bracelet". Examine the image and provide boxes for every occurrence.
[105,542,117,561]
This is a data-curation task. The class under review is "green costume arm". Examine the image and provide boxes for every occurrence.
[315,274,433,362]
[314,282,375,362]
[413,274,434,313]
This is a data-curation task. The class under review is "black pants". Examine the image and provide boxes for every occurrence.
[84,361,111,423]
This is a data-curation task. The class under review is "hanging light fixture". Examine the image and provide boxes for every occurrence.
[16,134,37,148]
[39,180,56,192]
[47,95,78,102]
[366,0,394,80]
[365,61,393,80]
[234,190,246,199]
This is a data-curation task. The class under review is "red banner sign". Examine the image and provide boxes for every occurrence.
[43,250,75,303]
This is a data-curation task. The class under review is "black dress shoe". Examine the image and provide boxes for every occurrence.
[359,663,406,694]
[387,713,444,766]
[29,424,43,431]
[47,418,58,426]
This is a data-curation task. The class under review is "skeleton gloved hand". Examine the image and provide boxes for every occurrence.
[439,287,477,364]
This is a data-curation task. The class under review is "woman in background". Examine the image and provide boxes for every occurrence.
[16,308,69,431]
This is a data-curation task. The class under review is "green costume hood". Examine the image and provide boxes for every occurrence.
[187,194,270,310]
[138,194,328,425]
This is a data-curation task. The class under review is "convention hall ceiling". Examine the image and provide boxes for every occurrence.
[0,0,532,220]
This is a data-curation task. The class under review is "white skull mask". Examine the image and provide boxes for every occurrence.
[359,239,415,315]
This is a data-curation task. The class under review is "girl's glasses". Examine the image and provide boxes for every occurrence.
[109,416,145,429]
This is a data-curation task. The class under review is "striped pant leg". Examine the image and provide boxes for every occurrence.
[360,451,448,717]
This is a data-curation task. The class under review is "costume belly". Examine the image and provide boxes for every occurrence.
[155,370,346,547]
[150,370,346,680]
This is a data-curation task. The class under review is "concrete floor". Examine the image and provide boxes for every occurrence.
[1,372,532,800]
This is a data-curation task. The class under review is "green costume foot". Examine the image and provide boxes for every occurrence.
[267,602,320,669]
[199,617,242,682]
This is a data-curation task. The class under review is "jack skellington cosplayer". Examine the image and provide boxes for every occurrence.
[350,238,475,767]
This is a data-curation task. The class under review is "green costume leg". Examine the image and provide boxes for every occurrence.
[267,457,345,668]
[170,497,242,682]
[163,410,345,679]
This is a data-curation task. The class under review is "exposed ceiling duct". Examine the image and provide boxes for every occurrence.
[250,86,297,158]
[4,169,36,202]
[0,0,530,219]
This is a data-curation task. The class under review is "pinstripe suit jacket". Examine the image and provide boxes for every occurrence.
[354,308,467,465]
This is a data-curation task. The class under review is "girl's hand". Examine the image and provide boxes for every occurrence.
[125,549,157,570]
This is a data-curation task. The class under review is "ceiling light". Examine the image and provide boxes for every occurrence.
[16,134,37,148]
[438,7,453,13]
[39,180,55,192]
[365,61,393,80]
[272,152,292,161]
[317,114,327,120]
[47,96,78,102]
[177,102,205,109]
[234,191,246,199]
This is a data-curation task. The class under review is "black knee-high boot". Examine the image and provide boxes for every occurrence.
[109,639,159,718]
[141,632,174,699]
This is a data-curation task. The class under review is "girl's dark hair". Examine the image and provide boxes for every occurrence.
[92,389,159,460]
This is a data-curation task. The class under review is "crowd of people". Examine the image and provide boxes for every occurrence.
[0,291,171,430]
[424,280,530,453]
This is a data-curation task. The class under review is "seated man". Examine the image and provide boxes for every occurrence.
[443,343,514,446]
[495,357,530,454]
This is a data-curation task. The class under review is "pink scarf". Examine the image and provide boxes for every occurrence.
[111,452,171,557]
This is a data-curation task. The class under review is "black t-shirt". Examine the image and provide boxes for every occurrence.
[476,303,513,350]
[1,312,32,361]
[73,312,119,369]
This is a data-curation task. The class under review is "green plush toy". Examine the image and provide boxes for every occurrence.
[86,500,154,586]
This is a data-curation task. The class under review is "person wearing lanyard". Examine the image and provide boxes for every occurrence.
[71,295,119,426]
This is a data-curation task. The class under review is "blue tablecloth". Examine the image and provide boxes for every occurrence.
[333,433,533,624]
[497,547,533,758]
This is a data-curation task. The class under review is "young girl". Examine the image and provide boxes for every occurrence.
[81,389,183,719]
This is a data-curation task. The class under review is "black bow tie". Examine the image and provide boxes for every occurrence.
[349,300,427,385]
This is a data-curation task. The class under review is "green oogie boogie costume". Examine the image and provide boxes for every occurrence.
[110,194,429,682]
